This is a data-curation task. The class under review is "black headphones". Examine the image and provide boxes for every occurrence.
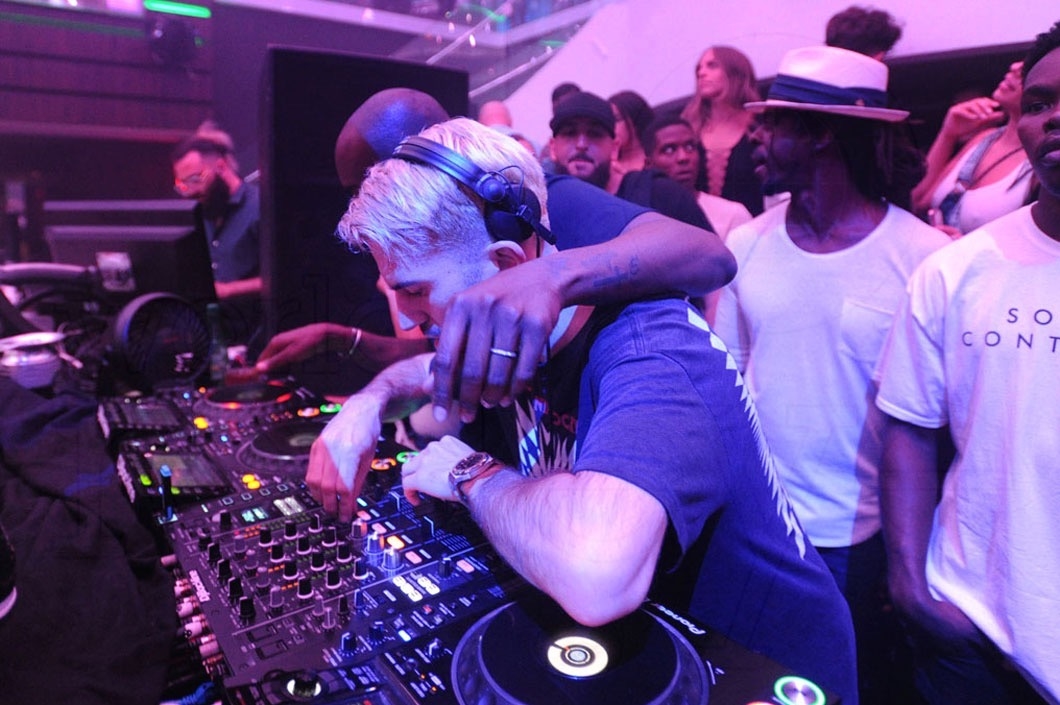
[391,136,554,244]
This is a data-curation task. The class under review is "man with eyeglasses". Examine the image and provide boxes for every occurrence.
[171,125,262,345]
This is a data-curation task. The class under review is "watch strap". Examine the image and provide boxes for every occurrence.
[451,455,507,503]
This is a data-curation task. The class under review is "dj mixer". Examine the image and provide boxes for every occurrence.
[100,378,838,705]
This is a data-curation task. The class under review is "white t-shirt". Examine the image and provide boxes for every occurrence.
[715,204,949,547]
[875,205,1060,702]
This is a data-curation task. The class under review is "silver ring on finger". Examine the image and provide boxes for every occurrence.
[489,347,518,359]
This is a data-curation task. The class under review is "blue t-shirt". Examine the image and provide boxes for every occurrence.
[463,179,858,702]
[546,174,649,249]
[579,300,856,701]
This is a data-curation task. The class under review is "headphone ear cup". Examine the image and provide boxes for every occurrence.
[484,208,529,243]
[483,182,543,243]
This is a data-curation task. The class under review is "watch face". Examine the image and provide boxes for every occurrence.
[454,452,492,476]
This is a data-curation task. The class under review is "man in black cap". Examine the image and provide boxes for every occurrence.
[549,91,713,230]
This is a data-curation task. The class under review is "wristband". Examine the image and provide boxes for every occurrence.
[342,327,363,358]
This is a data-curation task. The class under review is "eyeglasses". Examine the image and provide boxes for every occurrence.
[174,169,209,194]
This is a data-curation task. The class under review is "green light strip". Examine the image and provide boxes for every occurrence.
[143,0,212,19]
[461,3,505,22]
[0,10,142,37]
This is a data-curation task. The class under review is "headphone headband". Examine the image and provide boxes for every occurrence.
[391,136,554,245]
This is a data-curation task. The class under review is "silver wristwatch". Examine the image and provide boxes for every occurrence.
[449,452,504,503]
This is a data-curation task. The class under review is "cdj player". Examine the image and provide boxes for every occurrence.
[102,378,839,705]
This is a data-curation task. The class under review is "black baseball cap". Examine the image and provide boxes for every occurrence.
[549,91,616,137]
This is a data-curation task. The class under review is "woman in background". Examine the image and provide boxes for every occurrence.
[607,90,654,192]
[911,61,1034,237]
[680,46,764,215]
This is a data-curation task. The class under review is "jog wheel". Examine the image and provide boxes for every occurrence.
[451,592,709,704]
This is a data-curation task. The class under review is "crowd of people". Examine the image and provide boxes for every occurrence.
[163,8,1059,705]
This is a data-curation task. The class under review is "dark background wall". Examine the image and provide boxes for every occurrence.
[0,1,420,201]
[259,45,467,393]
[0,2,213,198]
[211,2,415,177]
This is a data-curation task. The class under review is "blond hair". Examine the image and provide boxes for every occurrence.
[338,117,548,267]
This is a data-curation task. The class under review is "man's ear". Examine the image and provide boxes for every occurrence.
[486,241,527,271]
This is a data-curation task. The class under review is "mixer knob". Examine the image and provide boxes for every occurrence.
[353,588,366,612]
[308,514,322,533]
[336,543,352,564]
[269,586,284,611]
[326,568,341,589]
[340,631,357,654]
[206,542,221,564]
[298,577,314,600]
[352,557,369,581]
[426,638,445,662]
[365,531,384,561]
[228,577,244,602]
[232,537,247,557]
[197,534,213,551]
[284,521,298,540]
[217,558,232,581]
[218,510,232,531]
[312,594,325,616]
[197,635,220,658]
[438,554,453,579]
[369,620,386,644]
[350,519,367,542]
[322,525,337,546]
[254,567,271,594]
[297,535,311,555]
[270,543,285,562]
[287,670,322,700]
[382,547,402,571]
[337,595,350,619]
[283,560,299,580]
[238,595,255,620]
[310,551,326,572]
[322,606,336,630]
[258,527,273,546]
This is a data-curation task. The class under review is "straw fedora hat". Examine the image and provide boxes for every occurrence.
[745,45,909,122]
